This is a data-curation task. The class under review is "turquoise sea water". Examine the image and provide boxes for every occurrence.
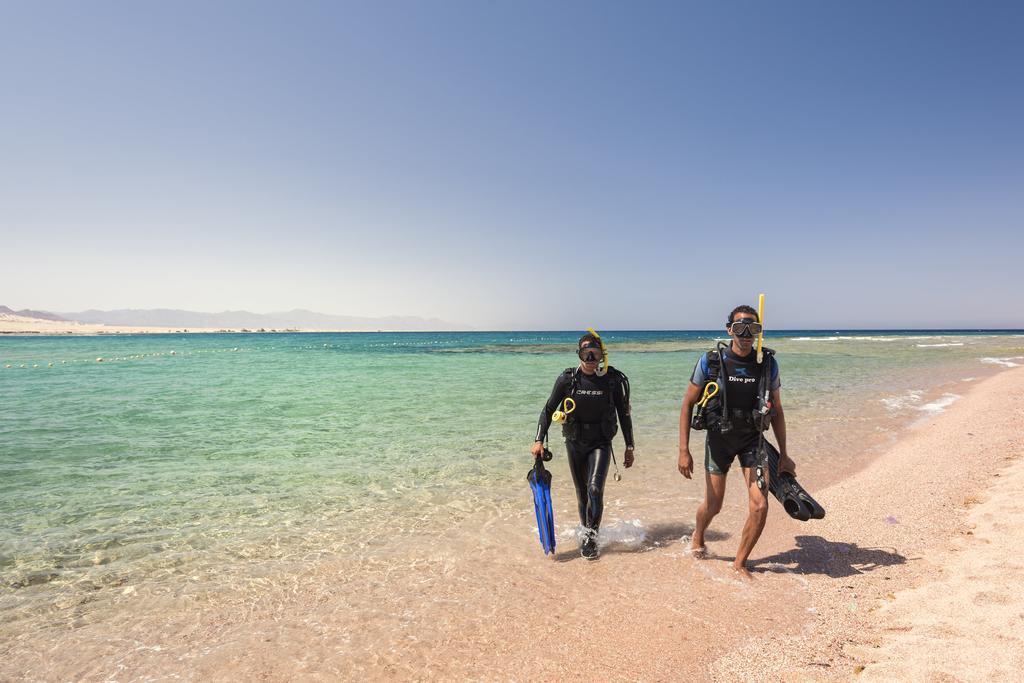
[2,330,1023,642]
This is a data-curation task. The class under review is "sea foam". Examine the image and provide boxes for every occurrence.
[883,390,962,415]
[561,520,647,550]
[980,356,1024,368]
[917,393,961,414]
[790,336,900,342]
[881,390,923,411]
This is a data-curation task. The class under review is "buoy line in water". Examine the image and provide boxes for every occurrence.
[0,343,370,368]
[1,346,253,369]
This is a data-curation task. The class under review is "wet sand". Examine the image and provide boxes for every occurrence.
[2,369,1021,681]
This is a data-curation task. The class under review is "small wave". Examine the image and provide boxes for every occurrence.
[759,562,810,587]
[597,519,646,549]
[881,390,923,411]
[917,393,960,414]
[962,377,977,382]
[847,336,902,342]
[916,343,964,348]
[788,335,901,342]
[560,520,646,550]
[980,356,1024,368]
[690,559,749,587]
[885,390,962,414]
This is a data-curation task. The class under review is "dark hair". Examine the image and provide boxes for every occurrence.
[728,305,759,324]
[578,332,601,349]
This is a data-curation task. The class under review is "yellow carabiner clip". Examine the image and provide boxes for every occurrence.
[552,397,576,424]
[697,382,719,409]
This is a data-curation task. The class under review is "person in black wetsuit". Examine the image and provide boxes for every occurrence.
[531,332,635,560]
[677,305,797,578]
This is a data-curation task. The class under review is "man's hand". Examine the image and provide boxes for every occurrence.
[530,441,545,459]
[779,453,796,475]
[678,447,694,479]
[624,446,635,468]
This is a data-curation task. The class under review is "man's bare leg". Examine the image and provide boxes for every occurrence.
[691,471,727,557]
[733,466,769,578]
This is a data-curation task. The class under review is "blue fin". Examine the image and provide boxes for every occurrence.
[528,460,556,554]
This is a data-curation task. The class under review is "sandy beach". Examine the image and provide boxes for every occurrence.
[711,365,1024,681]
[0,318,437,335]
[2,362,1021,681]
[4,3,1018,678]
[0,315,216,335]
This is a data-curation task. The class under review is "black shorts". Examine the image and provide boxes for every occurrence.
[705,429,760,475]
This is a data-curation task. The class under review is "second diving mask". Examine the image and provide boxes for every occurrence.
[729,320,762,337]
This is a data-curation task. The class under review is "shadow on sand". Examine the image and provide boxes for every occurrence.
[753,535,908,578]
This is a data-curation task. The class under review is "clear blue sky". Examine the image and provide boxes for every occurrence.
[1,1,1021,329]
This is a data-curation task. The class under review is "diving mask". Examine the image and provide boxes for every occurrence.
[729,320,762,337]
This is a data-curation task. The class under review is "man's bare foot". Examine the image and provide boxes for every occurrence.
[688,544,707,559]
[732,564,754,580]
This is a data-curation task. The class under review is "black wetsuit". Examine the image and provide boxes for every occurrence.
[535,367,634,531]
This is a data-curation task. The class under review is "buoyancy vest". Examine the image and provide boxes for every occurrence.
[692,344,775,434]
[560,365,629,443]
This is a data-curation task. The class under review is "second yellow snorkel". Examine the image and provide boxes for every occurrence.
[586,327,609,377]
[756,293,765,363]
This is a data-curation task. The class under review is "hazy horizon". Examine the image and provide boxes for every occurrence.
[2,2,1022,329]
[3,303,1023,333]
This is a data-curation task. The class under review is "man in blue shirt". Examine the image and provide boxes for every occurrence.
[677,305,796,578]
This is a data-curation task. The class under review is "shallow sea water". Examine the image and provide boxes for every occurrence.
[1,330,1022,674]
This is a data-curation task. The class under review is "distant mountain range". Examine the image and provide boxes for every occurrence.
[1,306,468,331]
[0,306,68,321]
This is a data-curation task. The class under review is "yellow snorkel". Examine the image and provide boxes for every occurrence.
[586,327,609,376]
[756,293,765,363]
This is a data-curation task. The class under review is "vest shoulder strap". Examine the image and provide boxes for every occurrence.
[705,349,722,380]
[563,367,579,395]
[606,365,628,401]
[755,348,777,396]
